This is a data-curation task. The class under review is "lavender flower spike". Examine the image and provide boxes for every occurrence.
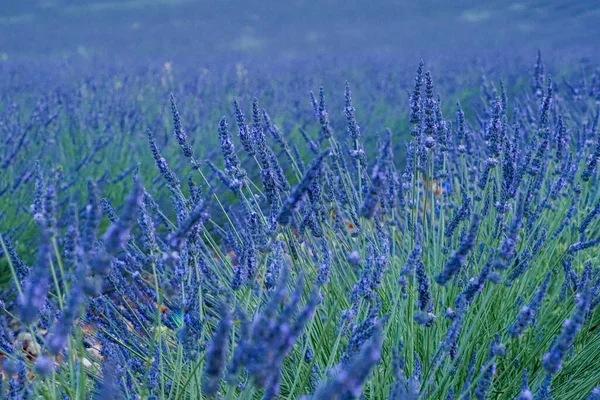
[509,272,551,338]
[218,116,244,179]
[474,362,496,400]
[542,289,591,374]
[170,93,194,158]
[585,387,600,400]
[202,302,232,396]
[516,389,533,400]
[278,149,329,225]
[147,128,180,188]
[17,223,51,326]
[102,178,142,254]
[436,214,480,285]
[311,328,382,399]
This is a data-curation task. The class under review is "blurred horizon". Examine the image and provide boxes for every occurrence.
[1,0,599,68]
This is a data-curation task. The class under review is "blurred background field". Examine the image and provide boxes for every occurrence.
[1,0,599,278]
[1,0,599,65]
[1,2,600,399]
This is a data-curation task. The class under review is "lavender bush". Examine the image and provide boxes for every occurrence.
[1,52,600,399]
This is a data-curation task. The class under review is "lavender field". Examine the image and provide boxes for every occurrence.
[1,1,600,399]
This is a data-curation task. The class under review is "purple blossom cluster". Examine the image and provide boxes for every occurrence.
[1,51,600,399]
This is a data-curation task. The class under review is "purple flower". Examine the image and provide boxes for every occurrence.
[102,178,142,255]
[0,234,28,280]
[47,281,86,355]
[515,369,532,400]
[579,200,600,241]
[31,160,45,218]
[585,387,600,400]
[531,50,545,98]
[344,82,361,141]
[233,97,254,156]
[83,178,101,252]
[517,389,533,400]
[436,214,480,286]
[18,228,51,326]
[509,272,551,338]
[203,302,232,396]
[416,259,432,313]
[278,150,329,225]
[494,198,524,270]
[410,60,424,128]
[34,355,54,377]
[474,362,496,400]
[341,303,380,363]
[542,289,592,374]
[169,93,194,158]
[228,266,322,398]
[534,373,553,400]
[359,130,392,219]
[314,87,333,140]
[95,354,119,399]
[217,116,245,179]
[312,328,382,399]
[167,199,208,248]
[147,128,181,189]
[445,187,471,238]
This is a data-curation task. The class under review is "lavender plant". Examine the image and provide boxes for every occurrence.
[1,52,600,400]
